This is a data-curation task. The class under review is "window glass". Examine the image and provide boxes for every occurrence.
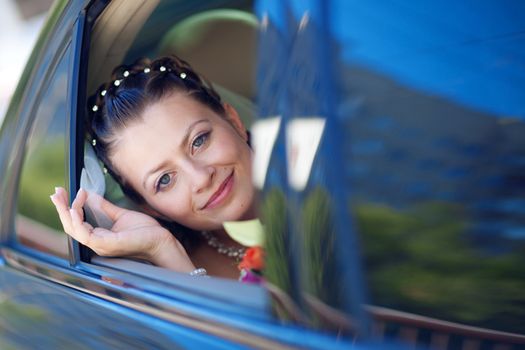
[16,45,71,259]
[332,1,525,338]
[255,2,362,337]
[256,0,525,344]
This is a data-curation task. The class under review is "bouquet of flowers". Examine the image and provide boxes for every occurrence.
[223,219,265,284]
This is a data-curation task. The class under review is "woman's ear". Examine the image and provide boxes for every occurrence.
[223,103,248,141]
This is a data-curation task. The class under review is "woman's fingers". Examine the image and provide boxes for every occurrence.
[51,187,92,238]
[71,188,88,222]
[55,187,69,207]
[69,198,118,255]
[69,206,97,246]
[69,207,87,244]
[52,187,166,260]
[71,188,88,211]
[70,209,118,256]
[51,187,123,256]
[95,193,128,222]
[50,190,73,234]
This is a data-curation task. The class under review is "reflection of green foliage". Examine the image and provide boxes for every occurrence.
[0,340,17,350]
[0,299,48,350]
[260,188,292,319]
[261,188,290,292]
[0,298,90,350]
[302,188,342,311]
[18,137,64,230]
[356,202,525,334]
[0,300,49,334]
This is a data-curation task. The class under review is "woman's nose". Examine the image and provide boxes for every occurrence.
[186,161,214,193]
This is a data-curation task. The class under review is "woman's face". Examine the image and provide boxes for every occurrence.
[109,92,255,231]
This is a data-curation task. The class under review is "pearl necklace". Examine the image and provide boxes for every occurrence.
[200,231,246,261]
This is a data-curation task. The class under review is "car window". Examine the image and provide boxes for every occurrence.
[331,1,525,344]
[67,0,325,322]
[255,1,525,346]
[83,0,265,269]
[15,44,72,259]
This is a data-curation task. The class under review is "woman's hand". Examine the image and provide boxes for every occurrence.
[50,187,195,273]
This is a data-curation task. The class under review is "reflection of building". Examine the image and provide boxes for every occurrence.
[343,65,525,247]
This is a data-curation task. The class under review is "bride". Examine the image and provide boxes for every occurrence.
[50,55,259,280]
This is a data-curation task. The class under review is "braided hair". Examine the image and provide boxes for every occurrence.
[87,55,224,249]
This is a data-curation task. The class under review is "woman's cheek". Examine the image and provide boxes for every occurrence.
[158,193,188,220]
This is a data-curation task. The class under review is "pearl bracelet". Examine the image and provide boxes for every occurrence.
[189,268,208,277]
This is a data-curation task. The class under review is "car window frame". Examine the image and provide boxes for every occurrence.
[0,0,278,344]
[1,2,80,261]
[74,0,273,309]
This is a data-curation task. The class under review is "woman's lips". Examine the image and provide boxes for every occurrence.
[201,172,234,210]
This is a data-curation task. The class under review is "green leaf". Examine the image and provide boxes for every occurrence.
[223,218,265,246]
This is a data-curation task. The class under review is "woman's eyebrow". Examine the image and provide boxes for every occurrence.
[180,119,210,149]
[142,160,170,190]
[142,119,210,190]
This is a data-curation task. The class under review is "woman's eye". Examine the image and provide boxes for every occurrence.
[192,132,209,150]
[156,173,172,191]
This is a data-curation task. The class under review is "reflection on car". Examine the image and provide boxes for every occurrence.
[0,0,524,349]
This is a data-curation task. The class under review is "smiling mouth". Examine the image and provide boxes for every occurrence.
[201,171,234,210]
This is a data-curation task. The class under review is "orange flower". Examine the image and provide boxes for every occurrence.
[238,246,265,271]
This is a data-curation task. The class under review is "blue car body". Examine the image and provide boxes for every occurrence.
[1,0,524,349]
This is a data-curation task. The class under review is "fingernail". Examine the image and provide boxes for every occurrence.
[49,194,55,203]
[54,187,60,193]
[77,188,83,195]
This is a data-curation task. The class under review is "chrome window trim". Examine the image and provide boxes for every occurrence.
[2,246,296,350]
[368,305,525,346]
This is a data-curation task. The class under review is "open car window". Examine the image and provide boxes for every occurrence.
[77,0,274,319]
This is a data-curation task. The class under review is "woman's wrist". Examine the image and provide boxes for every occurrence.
[150,230,195,272]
